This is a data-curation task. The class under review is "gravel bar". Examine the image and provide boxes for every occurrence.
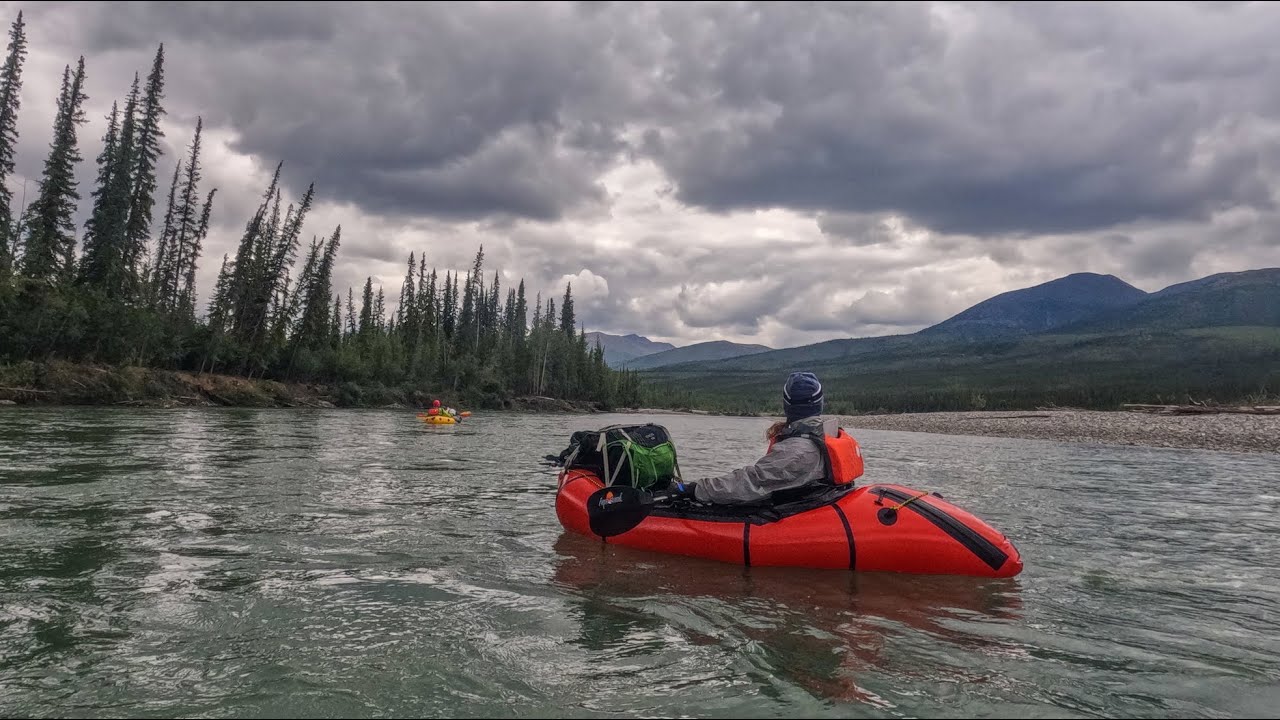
[840,410,1280,454]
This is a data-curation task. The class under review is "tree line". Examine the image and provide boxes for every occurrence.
[0,12,648,408]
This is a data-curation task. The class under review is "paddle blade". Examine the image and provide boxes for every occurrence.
[460,411,472,417]
[586,485,655,538]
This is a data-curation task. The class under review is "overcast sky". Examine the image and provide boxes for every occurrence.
[4,1,1279,347]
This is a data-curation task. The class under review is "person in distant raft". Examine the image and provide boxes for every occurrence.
[428,399,461,421]
[670,372,863,504]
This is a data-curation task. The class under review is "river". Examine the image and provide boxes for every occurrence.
[1,408,1278,718]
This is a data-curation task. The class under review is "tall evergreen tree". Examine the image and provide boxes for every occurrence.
[150,161,179,302]
[515,280,528,341]
[346,286,357,338]
[503,287,516,337]
[0,11,27,271]
[109,75,141,289]
[123,44,164,277]
[292,226,339,351]
[331,295,342,348]
[441,271,456,338]
[207,253,232,330]
[153,117,213,314]
[398,251,416,340]
[358,277,374,338]
[77,101,123,290]
[19,57,87,282]
[487,271,500,342]
[178,187,215,317]
[224,168,276,335]
[457,271,474,349]
[560,281,575,336]
[424,268,438,344]
[233,177,311,373]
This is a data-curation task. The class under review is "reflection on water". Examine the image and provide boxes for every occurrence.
[551,532,1026,707]
[0,407,1278,718]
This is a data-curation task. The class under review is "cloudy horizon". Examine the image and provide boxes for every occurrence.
[3,1,1278,348]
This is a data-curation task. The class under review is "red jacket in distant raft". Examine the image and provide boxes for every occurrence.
[554,418,1023,578]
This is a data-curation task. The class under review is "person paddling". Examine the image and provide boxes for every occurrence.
[670,371,862,504]
[425,399,463,422]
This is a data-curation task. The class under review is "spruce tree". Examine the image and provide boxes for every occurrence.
[503,287,515,336]
[292,226,339,351]
[441,271,456,338]
[207,253,231,330]
[19,57,87,282]
[515,280,528,340]
[424,268,438,343]
[179,187,215,316]
[560,282,575,336]
[331,295,342,348]
[153,118,212,313]
[346,287,357,338]
[457,271,474,349]
[124,45,165,277]
[398,251,416,340]
[77,101,123,290]
[110,75,141,289]
[0,11,27,270]
[150,161,179,305]
[359,277,374,338]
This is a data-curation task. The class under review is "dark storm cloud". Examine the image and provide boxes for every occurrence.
[640,2,1280,235]
[6,1,1280,347]
[21,1,1280,236]
[25,2,634,221]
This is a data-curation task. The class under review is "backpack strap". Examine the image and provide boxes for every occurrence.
[601,427,633,487]
[775,428,834,486]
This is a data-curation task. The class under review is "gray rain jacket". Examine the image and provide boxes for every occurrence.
[694,416,838,505]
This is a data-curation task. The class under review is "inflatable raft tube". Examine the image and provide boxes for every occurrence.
[555,469,1022,578]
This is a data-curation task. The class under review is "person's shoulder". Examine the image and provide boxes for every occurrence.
[786,416,830,434]
[774,431,822,451]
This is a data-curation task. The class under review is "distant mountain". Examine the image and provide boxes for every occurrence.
[644,324,1280,414]
[638,334,916,373]
[919,272,1148,339]
[1061,268,1280,333]
[584,332,677,367]
[655,273,1153,373]
[624,340,774,370]
[630,266,1280,414]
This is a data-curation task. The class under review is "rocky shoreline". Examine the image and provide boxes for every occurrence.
[841,409,1280,454]
[0,361,604,413]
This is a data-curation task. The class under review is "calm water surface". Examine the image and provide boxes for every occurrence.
[1,408,1278,718]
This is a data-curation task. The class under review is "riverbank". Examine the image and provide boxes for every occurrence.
[841,409,1280,454]
[0,360,603,413]
[7,363,1277,453]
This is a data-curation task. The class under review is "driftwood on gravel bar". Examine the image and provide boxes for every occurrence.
[0,386,54,393]
[1122,403,1280,416]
